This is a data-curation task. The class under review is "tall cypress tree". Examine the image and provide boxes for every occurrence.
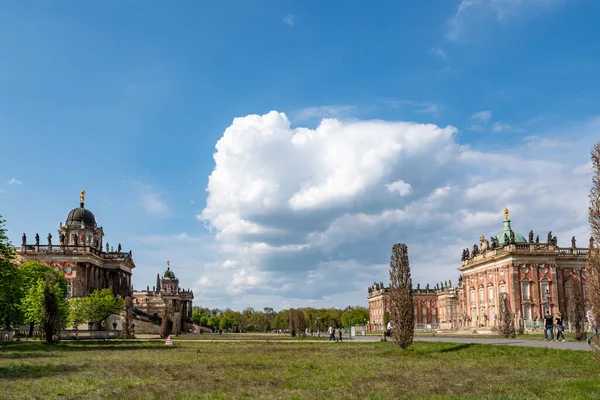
[389,243,414,349]
[587,141,600,356]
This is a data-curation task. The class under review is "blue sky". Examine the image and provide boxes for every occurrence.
[1,0,599,310]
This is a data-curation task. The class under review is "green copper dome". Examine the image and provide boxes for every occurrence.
[495,208,527,246]
[163,266,176,280]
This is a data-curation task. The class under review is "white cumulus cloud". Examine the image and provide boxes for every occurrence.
[191,111,596,309]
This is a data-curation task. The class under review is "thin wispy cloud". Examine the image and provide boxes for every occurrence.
[293,105,358,121]
[283,14,294,27]
[429,47,448,60]
[141,193,170,215]
[492,121,512,132]
[447,0,567,41]
[470,110,492,123]
[7,178,23,186]
[386,100,442,116]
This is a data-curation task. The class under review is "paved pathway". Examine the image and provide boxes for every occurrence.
[351,334,591,350]
[160,334,591,351]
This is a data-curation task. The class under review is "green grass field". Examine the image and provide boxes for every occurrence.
[0,340,598,399]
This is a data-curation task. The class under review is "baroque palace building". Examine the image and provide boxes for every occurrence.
[132,261,194,333]
[14,190,135,299]
[368,208,591,331]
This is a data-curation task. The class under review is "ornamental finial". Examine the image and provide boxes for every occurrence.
[503,207,510,221]
[80,189,86,205]
[167,260,170,268]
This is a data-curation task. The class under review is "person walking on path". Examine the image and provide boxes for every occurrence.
[337,328,343,342]
[328,325,335,342]
[587,306,597,346]
[555,313,566,342]
[543,311,554,341]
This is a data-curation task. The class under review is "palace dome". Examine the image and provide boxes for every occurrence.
[163,267,176,281]
[66,205,97,227]
[495,208,526,246]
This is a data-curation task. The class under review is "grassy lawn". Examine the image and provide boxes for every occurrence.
[1,340,598,400]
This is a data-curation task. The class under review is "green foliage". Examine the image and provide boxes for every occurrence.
[219,316,233,331]
[22,275,69,329]
[0,215,23,329]
[19,260,67,297]
[207,315,220,331]
[37,273,70,344]
[69,289,124,327]
[341,306,369,327]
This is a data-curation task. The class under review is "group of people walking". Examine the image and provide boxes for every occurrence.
[328,325,343,342]
[542,306,599,345]
[542,310,566,342]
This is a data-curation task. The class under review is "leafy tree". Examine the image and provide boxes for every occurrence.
[207,315,220,331]
[19,261,67,335]
[0,215,23,329]
[69,289,124,329]
[587,141,600,360]
[25,273,69,344]
[219,316,232,331]
[568,277,586,341]
[389,243,415,349]
[288,308,307,337]
[341,306,369,327]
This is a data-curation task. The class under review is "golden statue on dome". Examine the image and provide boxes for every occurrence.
[503,207,510,221]
[80,189,86,204]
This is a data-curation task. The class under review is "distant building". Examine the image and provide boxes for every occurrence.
[14,190,135,299]
[132,261,194,334]
[368,208,590,331]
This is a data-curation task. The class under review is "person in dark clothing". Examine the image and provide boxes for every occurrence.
[338,328,342,342]
[555,313,566,342]
[543,311,554,341]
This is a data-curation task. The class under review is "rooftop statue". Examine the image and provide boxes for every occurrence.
[547,231,552,243]
[535,235,539,244]
[22,233,26,246]
[503,207,510,221]
[529,230,534,243]
[35,233,40,246]
[571,236,576,248]
[80,189,86,204]
[47,233,52,246]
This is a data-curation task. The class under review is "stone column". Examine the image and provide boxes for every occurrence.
[85,263,91,295]
[531,263,540,318]
[550,264,558,315]
[556,266,565,314]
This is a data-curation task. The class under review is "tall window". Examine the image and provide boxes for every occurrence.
[488,286,494,302]
[422,306,427,321]
[521,282,530,299]
[66,279,72,299]
[523,304,532,321]
[470,289,475,304]
[500,284,506,293]
[479,288,484,302]
[540,282,549,299]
